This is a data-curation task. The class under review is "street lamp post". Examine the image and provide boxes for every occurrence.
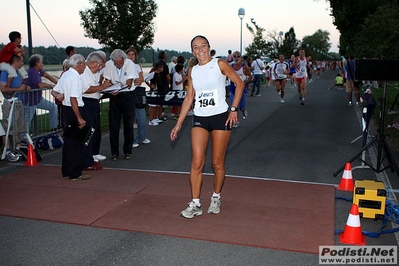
[278,31,283,54]
[238,8,245,55]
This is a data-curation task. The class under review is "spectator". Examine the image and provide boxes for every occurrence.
[62,46,76,72]
[171,64,187,118]
[328,73,344,90]
[157,51,170,92]
[184,57,198,116]
[144,62,164,126]
[176,55,186,66]
[0,31,28,86]
[0,55,30,146]
[24,54,58,134]
[226,50,233,63]
[168,56,177,73]
[345,55,360,106]
[126,47,150,148]
[250,54,265,97]
[157,51,170,120]
[185,57,198,76]
[171,56,187,116]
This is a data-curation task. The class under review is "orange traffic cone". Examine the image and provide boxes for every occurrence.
[25,144,37,167]
[337,162,354,191]
[339,204,366,245]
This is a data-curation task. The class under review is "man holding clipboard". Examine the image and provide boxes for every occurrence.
[102,49,138,160]
[81,52,110,170]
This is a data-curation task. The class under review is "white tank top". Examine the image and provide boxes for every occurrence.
[295,58,308,78]
[191,58,228,117]
[274,62,288,79]
[232,63,246,81]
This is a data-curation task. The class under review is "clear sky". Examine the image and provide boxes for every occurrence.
[0,0,340,55]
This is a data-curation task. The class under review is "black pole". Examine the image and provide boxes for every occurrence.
[152,47,154,65]
[26,0,33,57]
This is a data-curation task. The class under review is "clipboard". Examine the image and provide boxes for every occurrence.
[63,122,95,146]
[102,83,130,93]
[114,84,131,93]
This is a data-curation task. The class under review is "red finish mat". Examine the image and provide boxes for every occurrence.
[0,165,335,254]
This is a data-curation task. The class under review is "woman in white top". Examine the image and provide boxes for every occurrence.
[170,35,244,219]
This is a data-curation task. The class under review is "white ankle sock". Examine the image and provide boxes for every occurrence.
[192,199,201,206]
[212,192,220,198]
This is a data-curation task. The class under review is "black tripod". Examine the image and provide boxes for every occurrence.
[333,81,399,177]
[389,89,399,112]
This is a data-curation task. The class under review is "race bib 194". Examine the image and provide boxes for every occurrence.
[197,89,219,109]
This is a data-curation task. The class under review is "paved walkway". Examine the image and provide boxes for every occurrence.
[1,69,398,265]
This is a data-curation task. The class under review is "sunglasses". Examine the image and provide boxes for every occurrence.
[233,55,241,58]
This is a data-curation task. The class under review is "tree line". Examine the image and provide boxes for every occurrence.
[0,43,193,66]
[328,0,399,59]
[244,20,338,61]
[242,0,399,61]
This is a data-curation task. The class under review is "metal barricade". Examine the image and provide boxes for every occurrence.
[21,87,61,139]
[1,94,25,161]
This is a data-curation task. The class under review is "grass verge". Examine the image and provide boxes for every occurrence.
[367,82,399,150]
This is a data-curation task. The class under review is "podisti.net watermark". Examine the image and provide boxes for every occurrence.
[319,246,397,264]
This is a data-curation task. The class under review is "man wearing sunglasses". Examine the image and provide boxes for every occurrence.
[230,52,252,124]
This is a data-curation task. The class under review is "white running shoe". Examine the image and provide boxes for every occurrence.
[148,120,159,126]
[6,151,20,162]
[142,138,151,144]
[243,110,248,120]
[93,154,106,162]
[155,118,163,123]
[280,99,285,104]
[180,201,202,219]
[132,143,139,148]
[207,196,221,214]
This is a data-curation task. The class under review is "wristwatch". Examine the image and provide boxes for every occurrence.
[230,106,238,112]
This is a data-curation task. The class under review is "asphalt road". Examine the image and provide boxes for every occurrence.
[1,69,399,265]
